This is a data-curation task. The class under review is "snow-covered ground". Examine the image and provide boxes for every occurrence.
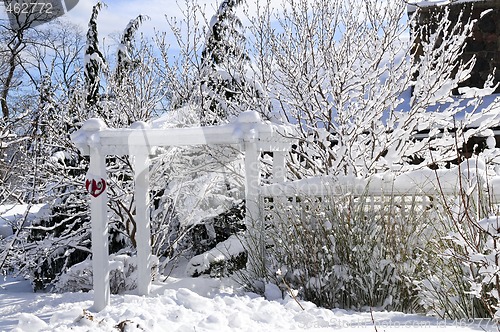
[1,272,498,332]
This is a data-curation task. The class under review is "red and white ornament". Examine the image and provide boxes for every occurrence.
[85,178,107,198]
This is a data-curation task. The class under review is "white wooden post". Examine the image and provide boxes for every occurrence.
[129,123,153,297]
[88,146,110,312]
[272,151,286,184]
[270,151,286,247]
[244,140,263,276]
[133,147,151,296]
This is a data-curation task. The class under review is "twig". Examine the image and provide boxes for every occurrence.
[282,277,304,311]
[370,307,378,332]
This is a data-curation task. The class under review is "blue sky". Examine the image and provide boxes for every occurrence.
[0,0,244,43]
[0,0,415,47]
[64,0,217,40]
[22,0,274,45]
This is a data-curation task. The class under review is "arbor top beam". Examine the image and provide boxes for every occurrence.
[71,111,297,156]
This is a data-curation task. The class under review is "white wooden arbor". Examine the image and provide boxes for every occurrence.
[70,110,296,312]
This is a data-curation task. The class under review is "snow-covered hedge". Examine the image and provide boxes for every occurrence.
[254,193,436,312]
[244,159,500,319]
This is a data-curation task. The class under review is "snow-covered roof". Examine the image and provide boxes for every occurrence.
[0,204,49,239]
[408,0,487,13]
[396,92,500,134]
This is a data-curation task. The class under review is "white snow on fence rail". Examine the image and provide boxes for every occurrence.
[261,158,500,201]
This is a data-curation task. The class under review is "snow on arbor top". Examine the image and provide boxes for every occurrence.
[236,110,261,123]
[70,118,107,151]
[71,110,297,156]
[408,0,487,12]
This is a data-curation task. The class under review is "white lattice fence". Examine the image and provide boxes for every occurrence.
[259,158,500,228]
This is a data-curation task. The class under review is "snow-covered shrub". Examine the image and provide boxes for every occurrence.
[465,216,500,319]
[255,191,438,312]
[417,159,498,319]
[9,75,94,291]
[27,203,91,291]
[55,254,159,294]
[139,100,247,272]
[243,158,500,317]
[416,230,490,319]
[186,234,246,277]
[148,141,246,271]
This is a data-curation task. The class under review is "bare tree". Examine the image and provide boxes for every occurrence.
[244,0,496,178]
[0,0,56,119]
